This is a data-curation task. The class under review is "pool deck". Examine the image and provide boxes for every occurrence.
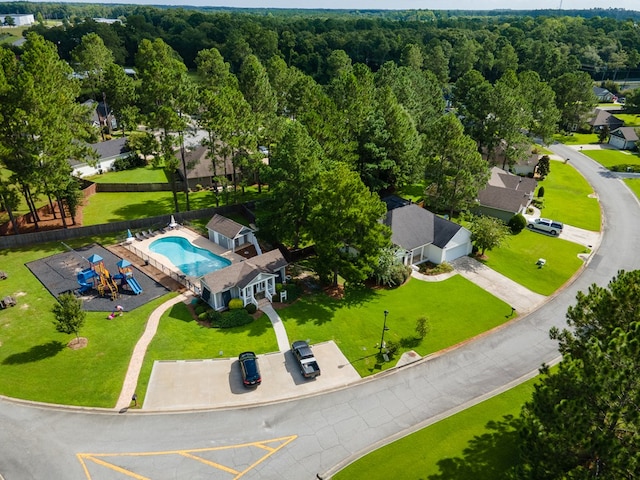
[124,228,245,283]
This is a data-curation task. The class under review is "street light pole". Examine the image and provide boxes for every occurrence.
[379,310,389,355]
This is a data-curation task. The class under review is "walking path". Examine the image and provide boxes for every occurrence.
[114,293,191,411]
[260,303,290,352]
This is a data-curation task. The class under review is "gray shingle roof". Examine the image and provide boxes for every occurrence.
[201,249,287,293]
[91,137,128,160]
[588,109,623,129]
[382,204,463,251]
[175,144,235,180]
[206,214,251,239]
[478,167,537,213]
[611,127,639,141]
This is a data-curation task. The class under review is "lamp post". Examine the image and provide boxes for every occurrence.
[379,310,389,355]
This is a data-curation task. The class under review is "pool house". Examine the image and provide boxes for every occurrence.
[200,249,287,310]
[206,214,262,256]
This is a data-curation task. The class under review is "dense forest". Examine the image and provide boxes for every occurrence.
[2,2,640,81]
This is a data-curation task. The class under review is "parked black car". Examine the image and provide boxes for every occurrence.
[238,351,261,387]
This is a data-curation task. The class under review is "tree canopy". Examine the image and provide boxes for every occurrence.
[519,270,640,479]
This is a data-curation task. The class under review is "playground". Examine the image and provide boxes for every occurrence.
[26,244,168,312]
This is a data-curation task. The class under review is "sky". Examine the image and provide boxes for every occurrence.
[21,0,640,12]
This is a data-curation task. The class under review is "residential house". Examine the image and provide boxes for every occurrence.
[608,127,639,150]
[588,109,624,132]
[175,145,237,190]
[206,214,262,255]
[82,99,117,131]
[483,141,539,176]
[382,197,472,265]
[200,249,287,310]
[474,167,537,222]
[0,13,34,25]
[593,87,615,103]
[70,138,129,177]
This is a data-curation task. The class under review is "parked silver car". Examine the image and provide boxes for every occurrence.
[527,218,564,236]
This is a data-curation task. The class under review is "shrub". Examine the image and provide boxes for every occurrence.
[537,186,545,198]
[211,309,253,328]
[112,153,145,171]
[198,311,209,321]
[509,213,528,233]
[384,340,399,357]
[245,303,257,314]
[207,310,224,324]
[275,283,284,293]
[389,264,411,287]
[194,305,206,315]
[228,298,243,310]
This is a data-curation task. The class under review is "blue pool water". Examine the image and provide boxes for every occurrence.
[149,236,231,277]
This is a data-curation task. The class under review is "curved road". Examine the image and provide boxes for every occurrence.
[2,146,640,480]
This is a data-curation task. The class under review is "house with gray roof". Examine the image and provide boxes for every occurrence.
[593,86,615,103]
[588,109,624,132]
[200,249,287,310]
[69,138,129,177]
[382,199,472,265]
[608,127,639,150]
[176,145,237,189]
[206,214,261,255]
[474,167,537,222]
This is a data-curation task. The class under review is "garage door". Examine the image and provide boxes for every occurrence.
[444,243,470,263]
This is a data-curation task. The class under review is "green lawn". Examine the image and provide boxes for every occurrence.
[81,187,267,225]
[334,375,538,480]
[537,160,601,231]
[0,239,176,407]
[480,229,586,295]
[135,302,278,403]
[86,165,168,183]
[279,276,512,377]
[613,112,640,126]
[624,178,640,200]
[582,149,640,172]
[553,132,599,145]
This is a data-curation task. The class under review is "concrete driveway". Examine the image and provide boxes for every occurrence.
[143,341,361,411]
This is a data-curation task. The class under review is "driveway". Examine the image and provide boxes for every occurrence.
[143,341,361,411]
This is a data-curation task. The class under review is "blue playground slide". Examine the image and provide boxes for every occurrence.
[126,277,143,295]
[77,281,93,294]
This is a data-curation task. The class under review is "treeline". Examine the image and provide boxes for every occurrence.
[3,3,640,83]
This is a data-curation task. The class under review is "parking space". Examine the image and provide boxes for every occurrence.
[143,341,361,411]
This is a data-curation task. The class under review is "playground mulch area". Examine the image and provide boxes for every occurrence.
[26,243,169,312]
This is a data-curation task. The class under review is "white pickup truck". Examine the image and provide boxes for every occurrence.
[527,218,564,236]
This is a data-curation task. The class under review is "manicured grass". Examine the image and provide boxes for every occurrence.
[537,160,601,231]
[135,303,277,403]
[86,165,168,183]
[624,177,640,198]
[582,149,640,171]
[334,375,539,480]
[0,239,176,407]
[479,229,586,295]
[81,187,267,225]
[613,112,640,126]
[397,183,424,203]
[279,276,512,377]
[553,132,599,145]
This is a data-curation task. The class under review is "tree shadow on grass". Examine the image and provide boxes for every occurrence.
[428,415,523,480]
[2,340,66,365]
[167,303,194,323]
[399,336,422,349]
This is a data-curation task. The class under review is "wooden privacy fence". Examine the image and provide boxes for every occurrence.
[0,205,243,250]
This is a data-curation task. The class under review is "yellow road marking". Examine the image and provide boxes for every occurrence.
[77,435,297,479]
[178,451,240,475]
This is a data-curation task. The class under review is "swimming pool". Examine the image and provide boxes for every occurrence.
[149,236,231,277]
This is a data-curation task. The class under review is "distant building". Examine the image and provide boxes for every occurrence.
[0,13,35,26]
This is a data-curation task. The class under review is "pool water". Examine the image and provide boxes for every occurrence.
[149,236,231,277]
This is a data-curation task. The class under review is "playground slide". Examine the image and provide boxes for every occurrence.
[78,281,93,294]
[126,277,143,295]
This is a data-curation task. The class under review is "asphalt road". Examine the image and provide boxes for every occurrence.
[2,144,640,480]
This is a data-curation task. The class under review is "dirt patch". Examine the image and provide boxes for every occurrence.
[0,201,85,236]
[323,285,344,300]
[68,337,88,349]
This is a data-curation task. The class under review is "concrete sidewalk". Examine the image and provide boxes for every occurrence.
[261,303,290,352]
[450,256,546,314]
